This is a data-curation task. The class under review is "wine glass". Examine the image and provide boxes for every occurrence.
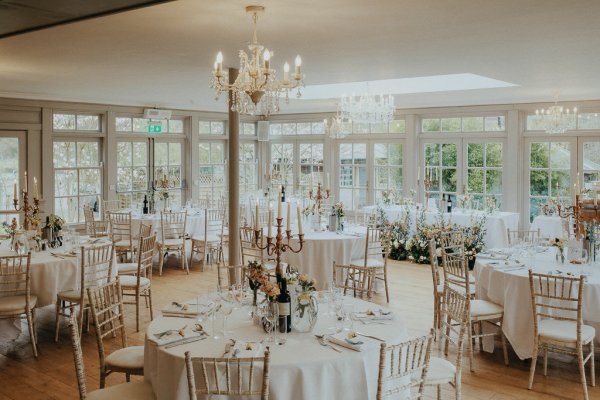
[264,302,278,343]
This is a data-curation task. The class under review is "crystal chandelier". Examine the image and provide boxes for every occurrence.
[339,93,395,124]
[535,96,578,134]
[211,5,304,117]
[324,115,351,139]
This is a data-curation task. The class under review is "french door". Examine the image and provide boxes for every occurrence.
[268,140,325,197]
[0,131,25,226]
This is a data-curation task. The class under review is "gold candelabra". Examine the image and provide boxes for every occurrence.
[14,190,40,231]
[254,217,304,279]
[309,182,330,215]
[423,178,433,209]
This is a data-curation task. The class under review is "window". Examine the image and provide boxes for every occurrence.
[526,115,576,131]
[529,142,571,221]
[424,143,458,201]
[53,141,102,223]
[198,142,226,203]
[338,120,406,135]
[115,117,184,133]
[422,116,505,133]
[0,137,21,227]
[467,143,503,209]
[583,141,600,189]
[299,143,324,197]
[53,113,101,131]
[374,143,403,202]
[269,121,326,136]
[240,143,258,196]
[199,120,226,135]
[339,143,367,210]
[154,142,183,208]
[270,143,294,189]
[116,141,148,209]
[526,112,600,131]
[241,122,256,136]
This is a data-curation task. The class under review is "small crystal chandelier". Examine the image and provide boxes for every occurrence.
[324,115,351,139]
[339,92,395,124]
[535,96,577,134]
[211,5,304,116]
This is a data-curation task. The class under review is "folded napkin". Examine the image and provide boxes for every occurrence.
[494,260,524,269]
[51,251,78,258]
[229,341,263,358]
[477,252,508,260]
[161,302,200,318]
[328,332,377,352]
[352,309,394,321]
[148,324,204,346]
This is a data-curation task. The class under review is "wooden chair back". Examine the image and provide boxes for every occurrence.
[184,349,271,400]
[139,223,153,238]
[0,253,32,302]
[204,208,224,241]
[507,229,540,245]
[161,211,187,240]
[528,271,584,342]
[86,279,128,354]
[440,230,465,254]
[376,330,433,400]
[217,265,247,290]
[68,314,89,400]
[332,262,375,299]
[362,226,391,267]
[108,211,133,246]
[78,244,114,297]
[428,239,441,288]
[240,226,265,265]
[442,253,471,297]
[83,206,100,237]
[137,234,157,279]
[437,285,468,382]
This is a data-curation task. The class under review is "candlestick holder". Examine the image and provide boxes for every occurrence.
[423,178,433,210]
[309,181,330,213]
[254,217,304,279]
[14,190,41,231]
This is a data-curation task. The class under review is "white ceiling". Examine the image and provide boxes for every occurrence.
[0,0,599,114]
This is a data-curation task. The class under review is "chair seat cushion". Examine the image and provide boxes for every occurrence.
[425,356,456,385]
[105,346,145,370]
[117,262,139,275]
[0,294,37,314]
[350,258,384,268]
[114,239,135,248]
[119,275,151,288]
[470,299,503,317]
[88,381,155,400]
[57,290,84,303]
[160,238,184,247]
[539,319,595,344]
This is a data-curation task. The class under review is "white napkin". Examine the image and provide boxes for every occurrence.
[229,341,263,358]
[352,309,394,321]
[477,252,508,260]
[494,260,524,269]
[148,324,204,346]
[328,332,377,352]
[161,302,200,318]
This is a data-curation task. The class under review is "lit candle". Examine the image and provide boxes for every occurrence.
[255,200,259,230]
[283,62,290,82]
[13,180,17,202]
[310,173,314,192]
[278,190,282,219]
[33,177,39,200]
[263,49,270,70]
[294,55,302,76]
[216,51,223,73]
[286,201,291,231]
[297,202,303,235]
[326,173,330,190]
[268,204,273,238]
[23,171,27,193]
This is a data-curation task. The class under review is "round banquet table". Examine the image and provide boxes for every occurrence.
[144,295,407,400]
[280,225,367,290]
[0,237,117,339]
[474,248,600,360]
[530,215,567,239]
[130,210,206,240]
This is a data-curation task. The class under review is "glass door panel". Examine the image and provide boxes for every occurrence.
[0,133,24,228]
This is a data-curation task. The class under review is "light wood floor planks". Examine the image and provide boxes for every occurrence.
[0,253,597,399]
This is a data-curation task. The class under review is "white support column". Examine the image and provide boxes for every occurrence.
[404,114,417,198]
[228,68,241,273]
[505,109,521,219]
[105,111,117,201]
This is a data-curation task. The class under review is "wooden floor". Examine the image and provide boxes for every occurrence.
[0,253,598,400]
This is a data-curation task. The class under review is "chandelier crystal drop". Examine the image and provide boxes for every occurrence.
[210,5,304,117]
[339,92,395,124]
[535,96,578,134]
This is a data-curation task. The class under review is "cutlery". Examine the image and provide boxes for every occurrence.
[357,319,392,325]
[164,336,207,349]
[222,339,236,357]
[355,332,385,342]
[314,334,342,352]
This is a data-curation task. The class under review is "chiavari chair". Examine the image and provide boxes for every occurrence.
[158,211,188,275]
[429,239,444,336]
[506,228,540,245]
[83,206,108,238]
[190,208,224,270]
[350,225,392,302]
[107,211,135,261]
[332,262,375,300]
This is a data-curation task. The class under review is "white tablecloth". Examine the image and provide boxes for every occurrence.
[144,296,407,400]
[474,249,600,360]
[281,226,367,290]
[530,215,567,239]
[362,205,520,249]
[131,211,206,240]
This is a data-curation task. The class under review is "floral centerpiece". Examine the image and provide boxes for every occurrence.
[47,213,65,232]
[457,193,472,210]
[293,273,318,332]
[375,205,388,227]
[261,280,280,302]
[334,202,345,218]
[380,189,395,206]
[406,208,455,264]
[551,237,566,263]
[389,208,411,261]
[301,205,314,217]
[463,214,487,269]
[246,260,267,307]
[485,196,497,214]
[2,218,18,250]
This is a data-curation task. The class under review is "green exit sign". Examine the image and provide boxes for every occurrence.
[148,123,162,133]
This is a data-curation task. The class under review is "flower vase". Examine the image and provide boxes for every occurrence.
[251,289,260,325]
[336,217,344,233]
[311,214,321,232]
[292,289,318,333]
[556,249,565,264]
[9,234,15,251]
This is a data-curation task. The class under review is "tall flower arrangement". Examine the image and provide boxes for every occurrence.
[406,208,455,264]
[463,214,487,268]
[389,207,411,260]
[333,202,345,218]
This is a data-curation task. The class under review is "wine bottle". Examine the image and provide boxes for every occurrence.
[143,195,149,215]
[281,185,286,202]
[277,278,291,333]
[441,194,447,211]
[447,194,453,213]
[93,199,98,213]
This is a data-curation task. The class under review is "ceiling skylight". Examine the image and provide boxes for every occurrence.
[301,73,517,100]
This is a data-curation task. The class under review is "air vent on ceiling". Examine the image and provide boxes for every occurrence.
[143,108,172,120]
